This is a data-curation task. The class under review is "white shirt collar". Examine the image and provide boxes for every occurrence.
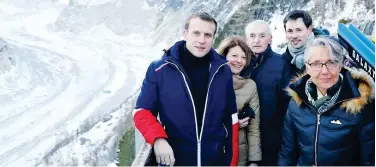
[317,88,327,99]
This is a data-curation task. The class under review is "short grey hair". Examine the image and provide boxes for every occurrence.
[245,20,272,37]
[304,36,345,66]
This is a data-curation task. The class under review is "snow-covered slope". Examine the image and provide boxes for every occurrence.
[0,1,162,166]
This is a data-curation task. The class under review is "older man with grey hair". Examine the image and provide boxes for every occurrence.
[240,20,292,166]
[279,36,375,166]
[244,20,272,56]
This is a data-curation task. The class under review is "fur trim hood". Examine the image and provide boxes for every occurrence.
[286,67,375,114]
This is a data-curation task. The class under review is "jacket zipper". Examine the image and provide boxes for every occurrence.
[302,102,320,166]
[200,63,227,140]
[166,60,199,164]
[166,60,226,166]
[199,63,226,166]
[303,97,357,166]
[314,114,321,166]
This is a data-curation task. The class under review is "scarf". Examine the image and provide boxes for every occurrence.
[233,75,246,90]
[305,74,343,113]
[288,33,314,70]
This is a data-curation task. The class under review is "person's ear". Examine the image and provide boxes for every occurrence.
[183,30,187,40]
[305,64,311,75]
[308,25,313,33]
[269,34,273,44]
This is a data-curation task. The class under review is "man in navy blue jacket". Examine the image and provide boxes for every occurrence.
[133,12,239,166]
[241,20,292,166]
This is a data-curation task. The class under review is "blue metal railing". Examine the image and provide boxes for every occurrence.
[338,23,375,79]
[348,24,375,52]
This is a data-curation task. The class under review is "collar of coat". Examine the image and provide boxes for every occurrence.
[233,75,247,90]
[251,45,272,66]
[286,67,375,114]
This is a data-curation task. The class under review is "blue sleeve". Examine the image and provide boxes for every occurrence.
[278,106,298,166]
[135,61,159,117]
[134,61,169,145]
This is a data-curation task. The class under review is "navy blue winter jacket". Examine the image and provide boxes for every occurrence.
[241,45,292,165]
[135,40,238,166]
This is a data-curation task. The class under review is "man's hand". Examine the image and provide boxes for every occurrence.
[154,138,175,166]
[238,117,250,128]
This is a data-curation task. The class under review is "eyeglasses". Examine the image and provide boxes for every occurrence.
[306,60,339,71]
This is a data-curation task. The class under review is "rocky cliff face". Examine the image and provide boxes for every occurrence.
[53,0,374,48]
[213,0,375,47]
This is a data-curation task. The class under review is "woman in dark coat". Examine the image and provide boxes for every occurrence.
[278,36,375,166]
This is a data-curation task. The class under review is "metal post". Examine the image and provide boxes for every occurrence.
[135,128,144,155]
